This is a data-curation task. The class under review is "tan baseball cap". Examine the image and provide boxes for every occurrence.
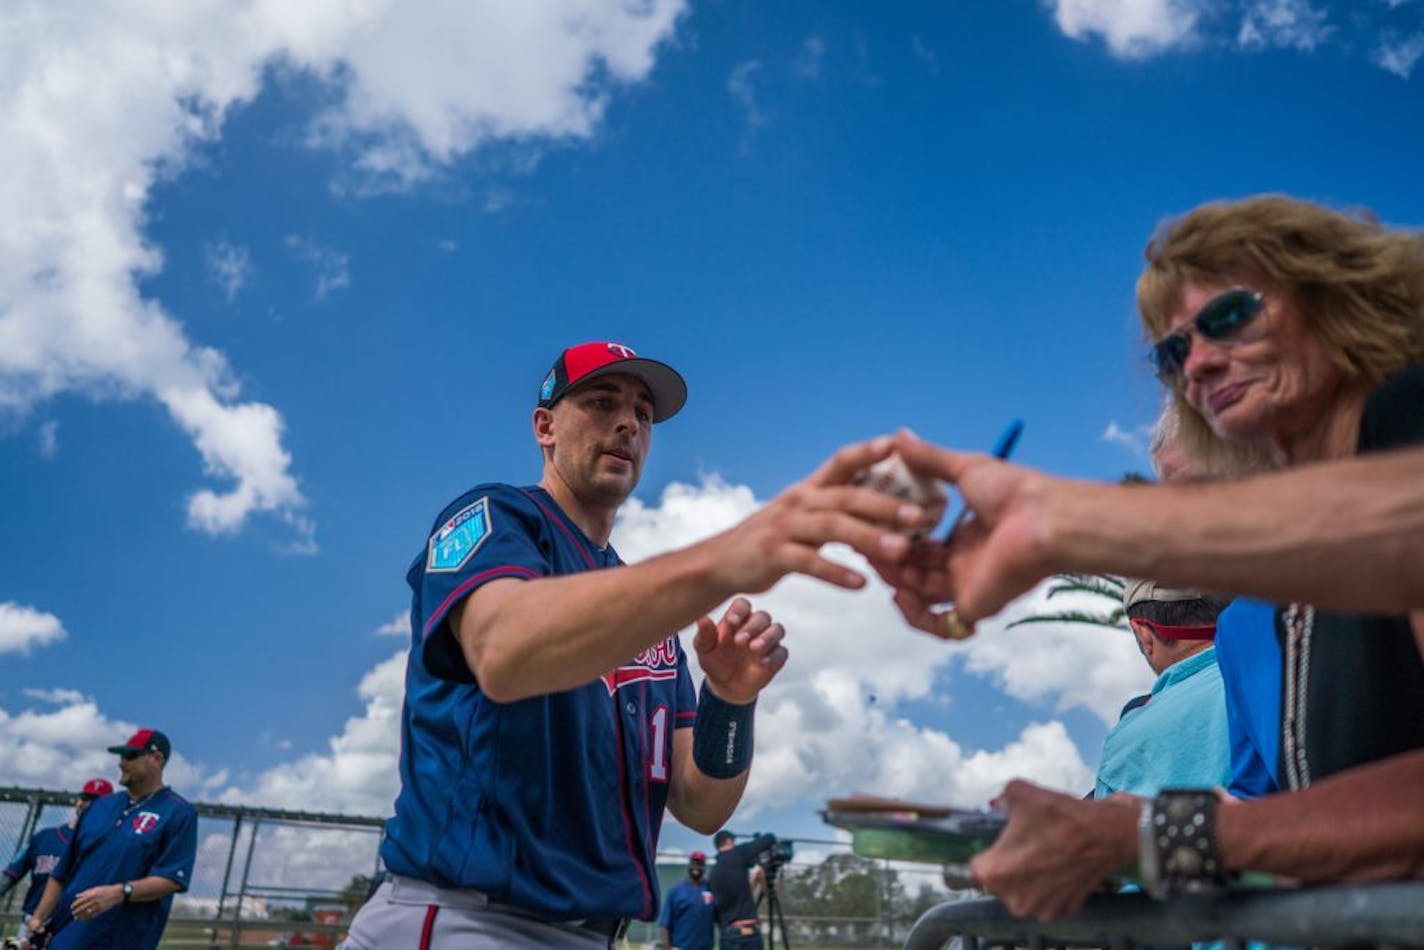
[1122,579,1209,611]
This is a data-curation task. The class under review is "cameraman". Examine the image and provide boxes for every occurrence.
[707,830,775,950]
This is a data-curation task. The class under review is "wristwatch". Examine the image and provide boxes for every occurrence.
[1138,789,1231,899]
[122,881,134,904]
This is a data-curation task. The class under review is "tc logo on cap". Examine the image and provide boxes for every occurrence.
[536,341,688,423]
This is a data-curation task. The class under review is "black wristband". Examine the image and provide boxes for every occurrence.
[692,681,755,779]
[1142,788,1231,898]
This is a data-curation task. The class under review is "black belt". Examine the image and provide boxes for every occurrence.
[576,917,629,941]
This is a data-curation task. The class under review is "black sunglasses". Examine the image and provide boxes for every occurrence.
[1149,288,1264,381]
[120,749,149,761]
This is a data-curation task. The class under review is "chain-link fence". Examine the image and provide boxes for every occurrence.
[3,787,957,948]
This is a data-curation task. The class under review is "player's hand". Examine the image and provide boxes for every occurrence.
[869,430,1057,634]
[707,436,931,594]
[70,883,123,921]
[695,597,786,705]
[968,781,1138,920]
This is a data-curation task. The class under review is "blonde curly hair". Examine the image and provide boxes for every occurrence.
[1137,194,1424,473]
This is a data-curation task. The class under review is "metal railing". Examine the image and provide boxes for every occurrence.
[904,882,1424,949]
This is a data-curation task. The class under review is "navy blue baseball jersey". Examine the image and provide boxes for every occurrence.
[3,823,71,915]
[381,484,697,921]
[48,787,197,950]
[659,879,716,950]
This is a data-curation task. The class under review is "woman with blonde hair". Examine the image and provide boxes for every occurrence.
[1138,193,1424,791]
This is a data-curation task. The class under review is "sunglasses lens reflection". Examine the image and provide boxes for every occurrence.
[1200,290,1262,340]
[1150,290,1262,380]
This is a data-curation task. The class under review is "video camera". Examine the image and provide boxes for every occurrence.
[755,833,794,872]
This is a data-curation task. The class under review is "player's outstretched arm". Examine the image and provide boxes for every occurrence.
[667,598,787,833]
[882,433,1424,633]
[460,437,929,702]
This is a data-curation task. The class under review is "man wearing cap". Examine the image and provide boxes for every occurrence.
[708,830,777,950]
[1093,582,1234,799]
[26,729,197,950]
[2,779,111,944]
[658,852,715,950]
[341,341,924,948]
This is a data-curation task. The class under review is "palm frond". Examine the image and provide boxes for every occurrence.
[1007,610,1127,631]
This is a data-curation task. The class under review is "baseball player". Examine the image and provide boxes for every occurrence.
[26,729,197,950]
[340,341,927,949]
[658,852,714,950]
[2,779,112,944]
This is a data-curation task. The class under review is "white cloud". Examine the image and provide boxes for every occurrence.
[794,35,826,79]
[373,610,410,638]
[0,693,214,792]
[226,651,406,815]
[206,239,253,303]
[956,583,1153,725]
[217,477,1116,820]
[0,0,685,541]
[615,478,1108,814]
[1101,419,1150,456]
[1,477,1127,834]
[36,419,58,458]
[21,687,87,705]
[0,603,67,655]
[283,235,350,300]
[912,36,941,73]
[1049,0,1204,58]
[1238,0,1332,51]
[727,60,768,155]
[1375,30,1424,76]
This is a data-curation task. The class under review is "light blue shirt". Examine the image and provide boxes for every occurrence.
[1095,647,1231,798]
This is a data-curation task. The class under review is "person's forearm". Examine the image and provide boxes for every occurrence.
[669,767,751,835]
[1219,749,1424,881]
[667,727,752,833]
[30,876,62,923]
[1046,449,1424,612]
[465,537,737,702]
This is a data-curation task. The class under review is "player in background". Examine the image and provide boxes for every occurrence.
[25,729,198,950]
[708,831,777,950]
[659,851,714,950]
[341,341,930,949]
[2,779,112,945]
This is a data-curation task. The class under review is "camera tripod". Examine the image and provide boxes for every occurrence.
[761,861,793,950]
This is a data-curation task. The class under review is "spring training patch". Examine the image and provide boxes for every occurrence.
[427,496,493,573]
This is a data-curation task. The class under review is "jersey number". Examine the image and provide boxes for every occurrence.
[649,705,669,782]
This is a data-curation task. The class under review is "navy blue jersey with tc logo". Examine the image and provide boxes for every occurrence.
[380,484,697,921]
[49,788,197,950]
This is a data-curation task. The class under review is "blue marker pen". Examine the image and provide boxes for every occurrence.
[937,419,1024,545]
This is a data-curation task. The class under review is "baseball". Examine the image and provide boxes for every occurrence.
[853,452,948,535]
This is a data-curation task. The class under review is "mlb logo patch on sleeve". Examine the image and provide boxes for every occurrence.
[428,497,493,573]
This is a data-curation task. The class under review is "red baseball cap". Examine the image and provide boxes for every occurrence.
[80,778,113,799]
[107,728,172,761]
[537,342,687,423]
[689,851,707,864]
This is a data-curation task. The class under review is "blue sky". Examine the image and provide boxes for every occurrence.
[3,0,1424,856]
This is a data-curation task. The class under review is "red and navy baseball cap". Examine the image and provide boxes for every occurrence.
[689,851,707,865]
[80,778,113,799]
[537,342,687,423]
[107,728,172,761]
